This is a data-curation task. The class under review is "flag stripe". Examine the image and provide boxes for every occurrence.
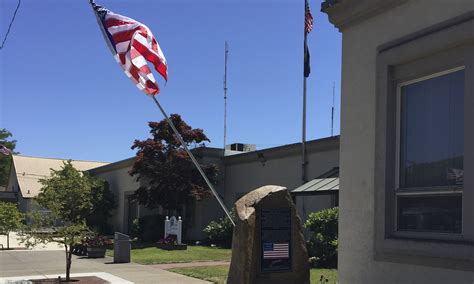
[92,2,167,96]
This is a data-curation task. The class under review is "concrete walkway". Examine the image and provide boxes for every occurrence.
[0,250,210,284]
[151,261,230,270]
[0,232,64,251]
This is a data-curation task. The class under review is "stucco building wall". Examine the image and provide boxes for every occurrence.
[91,160,138,233]
[328,1,474,282]
[223,138,339,225]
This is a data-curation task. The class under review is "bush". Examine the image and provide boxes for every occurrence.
[304,207,338,268]
[203,211,234,248]
[133,214,166,242]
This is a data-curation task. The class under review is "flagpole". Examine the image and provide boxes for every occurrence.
[302,0,308,184]
[150,96,235,226]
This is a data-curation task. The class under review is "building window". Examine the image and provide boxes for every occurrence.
[396,68,464,234]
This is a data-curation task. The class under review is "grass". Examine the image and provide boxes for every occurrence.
[310,269,338,283]
[169,266,337,284]
[169,265,229,284]
[106,244,232,265]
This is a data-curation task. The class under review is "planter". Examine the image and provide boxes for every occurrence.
[156,243,187,251]
[87,247,106,258]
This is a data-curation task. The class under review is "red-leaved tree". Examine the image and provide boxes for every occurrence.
[130,114,218,213]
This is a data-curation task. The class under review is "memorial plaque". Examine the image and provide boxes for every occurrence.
[260,208,291,272]
[168,216,179,235]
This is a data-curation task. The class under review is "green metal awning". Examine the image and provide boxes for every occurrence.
[291,167,339,195]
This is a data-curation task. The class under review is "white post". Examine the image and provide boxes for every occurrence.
[177,216,182,244]
[165,216,170,238]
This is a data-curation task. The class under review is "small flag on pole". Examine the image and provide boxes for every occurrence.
[90,1,168,96]
[0,144,11,156]
[304,0,313,78]
[447,168,464,185]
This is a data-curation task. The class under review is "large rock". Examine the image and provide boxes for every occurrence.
[227,185,310,284]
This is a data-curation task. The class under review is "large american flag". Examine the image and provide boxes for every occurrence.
[90,1,168,96]
[263,243,289,259]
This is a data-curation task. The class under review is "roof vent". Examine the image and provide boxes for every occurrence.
[225,143,256,152]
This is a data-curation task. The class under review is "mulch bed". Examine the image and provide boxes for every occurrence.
[29,276,109,283]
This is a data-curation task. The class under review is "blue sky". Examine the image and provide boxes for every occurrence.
[0,0,341,162]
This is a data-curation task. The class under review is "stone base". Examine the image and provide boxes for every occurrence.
[156,243,188,250]
[227,185,310,284]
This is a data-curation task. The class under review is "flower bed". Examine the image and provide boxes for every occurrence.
[83,235,112,258]
[156,235,187,250]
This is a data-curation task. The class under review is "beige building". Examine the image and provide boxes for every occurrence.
[89,136,339,240]
[5,155,109,217]
[4,137,339,240]
[322,0,474,283]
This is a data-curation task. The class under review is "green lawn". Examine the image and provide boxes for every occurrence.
[107,245,232,265]
[169,266,337,284]
[169,265,230,284]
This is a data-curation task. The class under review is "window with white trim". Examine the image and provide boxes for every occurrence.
[396,68,464,234]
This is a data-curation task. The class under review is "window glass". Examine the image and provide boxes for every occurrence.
[400,70,464,188]
[397,195,462,234]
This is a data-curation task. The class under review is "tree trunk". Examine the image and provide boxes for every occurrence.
[65,244,72,281]
[6,232,9,250]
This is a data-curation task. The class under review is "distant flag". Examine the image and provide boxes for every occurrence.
[305,0,314,34]
[447,168,464,185]
[90,0,168,96]
[304,0,313,78]
[0,144,11,156]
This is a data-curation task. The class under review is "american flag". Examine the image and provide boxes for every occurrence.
[305,0,314,34]
[263,243,289,259]
[90,1,168,96]
[0,144,11,156]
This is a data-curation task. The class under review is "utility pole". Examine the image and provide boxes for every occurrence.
[224,41,229,149]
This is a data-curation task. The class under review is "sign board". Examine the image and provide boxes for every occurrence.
[168,216,179,235]
[164,216,183,244]
[260,208,291,272]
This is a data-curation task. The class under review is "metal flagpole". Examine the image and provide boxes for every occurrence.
[150,96,235,226]
[302,0,308,184]
[331,82,335,137]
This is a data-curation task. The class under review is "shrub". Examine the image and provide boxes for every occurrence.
[203,211,234,248]
[134,214,166,242]
[82,234,112,248]
[304,207,338,268]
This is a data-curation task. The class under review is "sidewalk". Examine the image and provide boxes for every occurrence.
[0,250,210,284]
[0,232,63,251]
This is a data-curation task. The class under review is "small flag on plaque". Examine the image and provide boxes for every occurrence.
[263,243,289,259]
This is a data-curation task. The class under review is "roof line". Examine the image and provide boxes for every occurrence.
[12,154,110,164]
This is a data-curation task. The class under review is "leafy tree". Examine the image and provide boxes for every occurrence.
[22,161,114,281]
[0,201,24,249]
[130,114,218,213]
[304,207,338,268]
[0,128,17,186]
